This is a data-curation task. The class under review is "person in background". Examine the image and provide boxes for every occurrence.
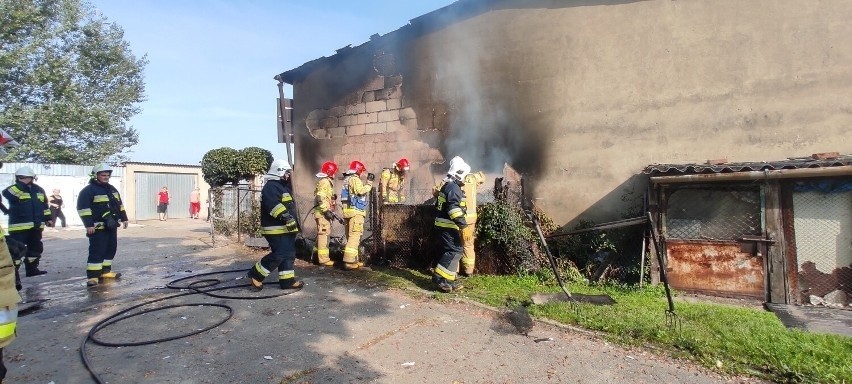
[157,186,169,221]
[3,166,51,278]
[189,187,201,219]
[380,158,410,204]
[48,189,67,228]
[77,163,129,287]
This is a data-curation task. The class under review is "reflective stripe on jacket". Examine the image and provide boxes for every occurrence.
[2,181,49,232]
[77,179,128,230]
[260,179,299,235]
[434,181,467,230]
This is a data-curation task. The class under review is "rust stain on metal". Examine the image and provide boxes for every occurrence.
[666,240,764,298]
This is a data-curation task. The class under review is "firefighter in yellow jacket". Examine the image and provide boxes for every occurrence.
[380,158,409,204]
[313,161,339,267]
[340,160,373,270]
[0,160,21,382]
[459,170,485,276]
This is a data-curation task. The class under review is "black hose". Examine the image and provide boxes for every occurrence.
[80,268,302,384]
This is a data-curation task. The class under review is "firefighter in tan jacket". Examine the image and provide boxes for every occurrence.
[0,160,21,381]
[0,238,19,382]
[460,171,485,276]
[380,158,409,204]
[340,161,373,270]
[312,161,339,267]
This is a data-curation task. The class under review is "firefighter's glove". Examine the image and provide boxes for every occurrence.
[323,210,335,221]
[455,218,468,230]
[281,214,298,231]
[367,172,375,182]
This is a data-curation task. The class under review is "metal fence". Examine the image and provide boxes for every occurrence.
[665,186,762,240]
[208,183,645,284]
[793,189,852,307]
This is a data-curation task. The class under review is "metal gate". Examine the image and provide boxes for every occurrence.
[793,190,852,306]
[134,173,197,220]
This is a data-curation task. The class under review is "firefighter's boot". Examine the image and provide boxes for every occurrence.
[343,261,363,271]
[432,275,454,293]
[99,271,122,283]
[86,278,99,287]
[24,260,47,277]
[246,272,263,291]
[279,279,305,290]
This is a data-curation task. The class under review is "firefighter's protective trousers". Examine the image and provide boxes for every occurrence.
[8,230,42,269]
[460,223,476,275]
[341,174,371,266]
[435,228,463,280]
[313,177,335,264]
[314,215,331,264]
[343,215,364,264]
[249,234,297,287]
[86,227,118,279]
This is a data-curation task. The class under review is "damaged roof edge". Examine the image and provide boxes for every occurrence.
[275,0,493,84]
[643,153,852,177]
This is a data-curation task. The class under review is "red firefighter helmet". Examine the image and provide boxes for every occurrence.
[349,160,366,175]
[320,161,338,177]
[395,158,410,172]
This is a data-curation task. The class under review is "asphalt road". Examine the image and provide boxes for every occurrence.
[6,220,755,383]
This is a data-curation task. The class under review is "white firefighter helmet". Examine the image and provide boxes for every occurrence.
[446,156,471,182]
[92,163,113,175]
[15,166,35,178]
[265,159,292,180]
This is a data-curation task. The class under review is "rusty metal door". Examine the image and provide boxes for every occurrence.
[663,185,766,299]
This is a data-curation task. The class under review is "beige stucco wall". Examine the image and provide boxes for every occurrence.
[288,0,852,225]
[122,163,210,221]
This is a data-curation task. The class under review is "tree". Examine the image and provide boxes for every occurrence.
[238,146,273,184]
[201,147,241,187]
[201,147,273,187]
[0,0,147,164]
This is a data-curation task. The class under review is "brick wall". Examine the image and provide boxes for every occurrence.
[304,73,443,200]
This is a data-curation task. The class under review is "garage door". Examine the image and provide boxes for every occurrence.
[135,173,197,220]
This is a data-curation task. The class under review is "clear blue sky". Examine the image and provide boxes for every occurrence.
[89,0,456,165]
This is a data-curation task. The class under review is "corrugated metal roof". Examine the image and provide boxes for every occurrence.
[123,161,201,168]
[0,162,125,177]
[643,154,852,175]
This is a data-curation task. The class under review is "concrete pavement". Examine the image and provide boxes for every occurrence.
[6,220,755,383]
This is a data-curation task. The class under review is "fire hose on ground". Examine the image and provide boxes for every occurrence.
[80,269,303,384]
